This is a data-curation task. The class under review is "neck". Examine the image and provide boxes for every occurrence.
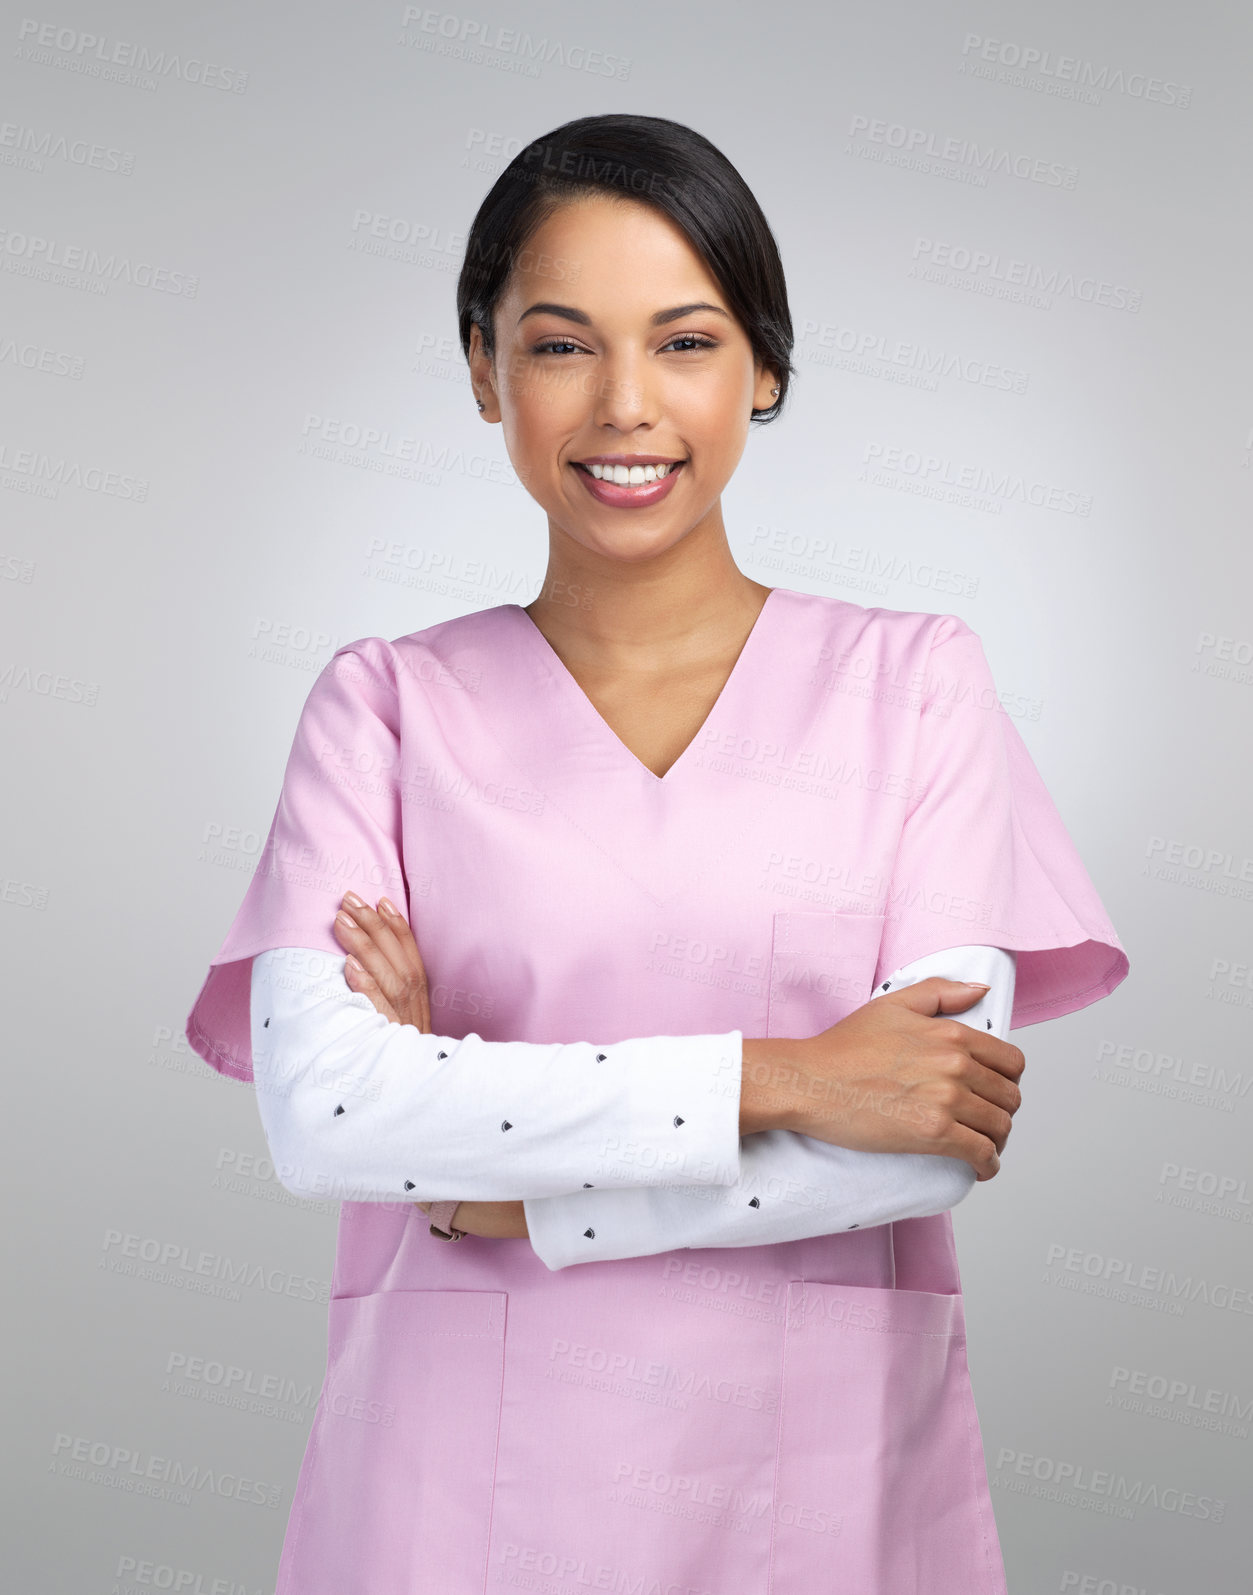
[525,531,772,675]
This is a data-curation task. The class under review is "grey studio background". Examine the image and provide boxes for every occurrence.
[4,2,1250,1591]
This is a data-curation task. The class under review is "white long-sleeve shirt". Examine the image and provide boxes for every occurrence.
[525,943,1014,1267]
[249,942,1016,1268]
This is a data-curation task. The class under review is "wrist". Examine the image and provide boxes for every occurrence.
[426,1200,466,1241]
[740,1037,811,1134]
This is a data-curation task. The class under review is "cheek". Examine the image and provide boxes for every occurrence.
[504,389,575,457]
[688,410,746,468]
[497,411,548,473]
[686,380,748,435]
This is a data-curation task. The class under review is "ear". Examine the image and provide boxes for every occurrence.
[467,322,501,421]
[753,357,781,412]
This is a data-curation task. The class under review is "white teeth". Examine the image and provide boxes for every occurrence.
[587,461,679,483]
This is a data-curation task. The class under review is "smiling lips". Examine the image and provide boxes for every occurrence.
[576,459,685,484]
[571,455,688,507]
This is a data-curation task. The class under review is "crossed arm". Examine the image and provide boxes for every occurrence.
[249,936,1016,1270]
[523,942,1014,1268]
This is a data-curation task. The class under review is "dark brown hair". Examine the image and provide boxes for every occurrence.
[456,113,795,422]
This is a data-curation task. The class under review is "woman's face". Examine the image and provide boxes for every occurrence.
[469,194,777,567]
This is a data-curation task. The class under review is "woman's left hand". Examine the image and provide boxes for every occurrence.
[333,891,529,1242]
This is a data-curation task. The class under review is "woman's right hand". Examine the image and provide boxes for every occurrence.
[332,892,529,1239]
[743,980,1025,1181]
[333,892,431,1029]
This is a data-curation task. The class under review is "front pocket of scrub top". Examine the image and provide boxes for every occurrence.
[769,1280,1007,1595]
[279,1288,507,1595]
[766,910,886,1039]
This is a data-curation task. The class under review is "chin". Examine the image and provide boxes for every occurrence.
[576,524,695,564]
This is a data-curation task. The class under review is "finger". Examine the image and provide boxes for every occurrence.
[869,987,1026,1087]
[377,896,422,964]
[378,897,431,1030]
[920,1025,1024,1113]
[950,1090,1015,1156]
[963,1029,1027,1084]
[335,901,427,1019]
[903,1000,1027,1087]
[938,1121,1002,1181]
[878,976,994,1018]
[343,952,401,1024]
[335,895,412,975]
[965,1064,1022,1122]
[342,894,431,1019]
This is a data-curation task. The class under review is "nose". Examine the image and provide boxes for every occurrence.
[589,348,658,436]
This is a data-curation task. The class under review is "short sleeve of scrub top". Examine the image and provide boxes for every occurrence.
[870,616,1129,1024]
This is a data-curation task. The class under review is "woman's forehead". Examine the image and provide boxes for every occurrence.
[502,197,721,308]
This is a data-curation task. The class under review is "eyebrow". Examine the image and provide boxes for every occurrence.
[516,301,731,328]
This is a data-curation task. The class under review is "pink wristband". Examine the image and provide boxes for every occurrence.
[427,1200,466,1241]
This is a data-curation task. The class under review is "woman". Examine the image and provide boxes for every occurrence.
[187,115,1128,1593]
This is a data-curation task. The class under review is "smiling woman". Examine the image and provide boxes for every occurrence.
[186,114,1128,1594]
[457,127,790,595]
[456,177,797,782]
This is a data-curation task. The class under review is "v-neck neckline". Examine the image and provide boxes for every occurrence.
[506,587,780,787]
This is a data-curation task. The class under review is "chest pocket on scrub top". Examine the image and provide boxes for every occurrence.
[765,909,886,1040]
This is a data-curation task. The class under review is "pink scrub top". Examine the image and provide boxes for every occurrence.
[186,586,1129,1594]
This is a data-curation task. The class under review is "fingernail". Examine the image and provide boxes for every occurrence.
[378,898,397,916]
[346,955,363,974]
[342,892,365,908]
[961,982,991,990]
[335,911,354,928]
